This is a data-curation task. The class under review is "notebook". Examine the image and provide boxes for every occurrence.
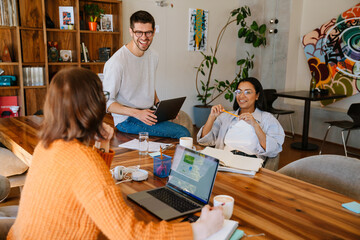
[127,145,219,220]
[154,97,186,122]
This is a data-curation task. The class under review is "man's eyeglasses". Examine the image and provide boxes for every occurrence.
[234,89,253,96]
[103,91,110,102]
[132,29,154,38]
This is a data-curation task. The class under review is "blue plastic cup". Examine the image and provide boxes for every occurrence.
[153,154,172,178]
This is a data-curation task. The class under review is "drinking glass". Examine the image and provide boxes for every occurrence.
[139,132,149,155]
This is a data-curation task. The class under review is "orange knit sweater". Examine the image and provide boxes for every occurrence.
[7,139,192,239]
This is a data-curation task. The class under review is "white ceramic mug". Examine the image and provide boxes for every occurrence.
[179,137,195,149]
[213,195,234,219]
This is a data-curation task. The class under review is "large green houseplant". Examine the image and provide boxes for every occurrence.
[193,6,267,127]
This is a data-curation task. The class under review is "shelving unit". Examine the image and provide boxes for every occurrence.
[0,0,122,116]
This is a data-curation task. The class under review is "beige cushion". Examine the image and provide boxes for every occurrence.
[0,176,10,203]
[278,155,360,200]
[170,110,194,136]
[0,148,28,177]
[264,155,279,171]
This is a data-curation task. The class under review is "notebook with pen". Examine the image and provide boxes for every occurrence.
[127,145,219,221]
[154,97,186,122]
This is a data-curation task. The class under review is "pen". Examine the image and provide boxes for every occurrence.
[221,109,239,118]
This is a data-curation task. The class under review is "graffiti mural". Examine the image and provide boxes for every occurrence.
[188,8,208,51]
[302,3,360,106]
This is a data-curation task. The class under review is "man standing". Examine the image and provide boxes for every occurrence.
[103,10,190,138]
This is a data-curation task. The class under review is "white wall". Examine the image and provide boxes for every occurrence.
[284,0,360,148]
[122,0,241,115]
[122,0,359,148]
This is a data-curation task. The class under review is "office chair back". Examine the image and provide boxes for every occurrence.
[348,103,360,127]
[263,89,278,111]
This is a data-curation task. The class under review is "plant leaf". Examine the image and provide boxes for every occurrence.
[250,21,258,31]
[213,57,218,64]
[237,59,246,65]
[259,24,267,34]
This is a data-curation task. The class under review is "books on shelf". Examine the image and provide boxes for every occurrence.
[201,147,263,175]
[22,67,45,87]
[0,0,18,26]
[81,42,90,62]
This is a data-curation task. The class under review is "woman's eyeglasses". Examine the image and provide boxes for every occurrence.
[132,29,154,38]
[234,89,253,96]
[103,91,110,101]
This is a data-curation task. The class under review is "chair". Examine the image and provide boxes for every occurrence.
[263,155,279,171]
[263,89,295,138]
[0,175,18,239]
[319,103,360,157]
[277,155,360,200]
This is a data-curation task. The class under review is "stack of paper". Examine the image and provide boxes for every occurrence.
[201,147,263,175]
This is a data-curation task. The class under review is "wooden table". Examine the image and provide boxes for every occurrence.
[275,91,346,151]
[0,115,359,239]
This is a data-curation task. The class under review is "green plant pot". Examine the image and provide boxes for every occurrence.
[193,105,212,128]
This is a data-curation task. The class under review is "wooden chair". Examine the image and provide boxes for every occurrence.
[277,155,360,200]
[319,103,360,157]
[263,89,295,138]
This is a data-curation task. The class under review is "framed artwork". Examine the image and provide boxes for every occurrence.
[59,6,74,30]
[188,8,208,51]
[100,14,113,32]
[302,3,360,106]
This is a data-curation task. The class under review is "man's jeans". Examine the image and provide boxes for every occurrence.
[116,117,191,139]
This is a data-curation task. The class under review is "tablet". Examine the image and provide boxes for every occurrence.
[154,97,186,122]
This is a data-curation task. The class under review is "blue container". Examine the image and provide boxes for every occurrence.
[153,154,172,178]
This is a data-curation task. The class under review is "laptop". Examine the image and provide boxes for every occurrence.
[154,97,186,122]
[128,145,219,220]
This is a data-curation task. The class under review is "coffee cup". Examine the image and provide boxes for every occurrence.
[179,137,195,149]
[213,195,234,219]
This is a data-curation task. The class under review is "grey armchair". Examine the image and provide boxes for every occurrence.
[278,155,360,200]
[0,175,18,240]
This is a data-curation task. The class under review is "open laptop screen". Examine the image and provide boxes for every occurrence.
[167,145,219,204]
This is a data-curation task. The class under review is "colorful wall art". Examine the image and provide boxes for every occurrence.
[188,8,208,51]
[302,3,360,106]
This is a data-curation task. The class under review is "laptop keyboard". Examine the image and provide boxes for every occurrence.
[148,188,201,213]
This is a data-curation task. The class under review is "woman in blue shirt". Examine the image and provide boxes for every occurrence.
[197,77,285,159]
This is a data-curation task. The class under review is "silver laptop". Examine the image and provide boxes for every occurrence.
[154,97,186,122]
[128,145,219,220]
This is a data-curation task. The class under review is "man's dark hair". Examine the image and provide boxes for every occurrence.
[233,77,267,111]
[130,10,155,30]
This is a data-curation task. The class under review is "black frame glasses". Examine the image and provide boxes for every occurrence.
[131,29,154,38]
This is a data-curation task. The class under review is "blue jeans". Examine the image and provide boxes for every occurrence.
[116,117,191,139]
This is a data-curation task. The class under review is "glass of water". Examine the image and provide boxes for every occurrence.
[139,132,149,155]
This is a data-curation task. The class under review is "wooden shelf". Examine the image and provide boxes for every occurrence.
[0,0,122,116]
[81,62,105,65]
[22,62,45,66]
[48,62,78,66]
[0,86,20,90]
[46,29,77,33]
[0,62,19,66]
[24,86,47,89]
[19,27,43,31]
[0,26,17,30]
[80,30,121,35]
[79,0,121,3]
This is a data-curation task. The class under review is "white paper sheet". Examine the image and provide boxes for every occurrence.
[118,139,172,152]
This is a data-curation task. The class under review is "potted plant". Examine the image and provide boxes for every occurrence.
[193,6,267,127]
[84,4,105,31]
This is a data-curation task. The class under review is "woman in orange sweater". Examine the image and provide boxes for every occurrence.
[7,67,223,240]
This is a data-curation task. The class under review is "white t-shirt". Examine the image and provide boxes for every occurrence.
[102,45,159,125]
[224,120,260,155]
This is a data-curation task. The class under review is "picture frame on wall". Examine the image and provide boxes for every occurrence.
[59,6,74,30]
[100,14,113,32]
